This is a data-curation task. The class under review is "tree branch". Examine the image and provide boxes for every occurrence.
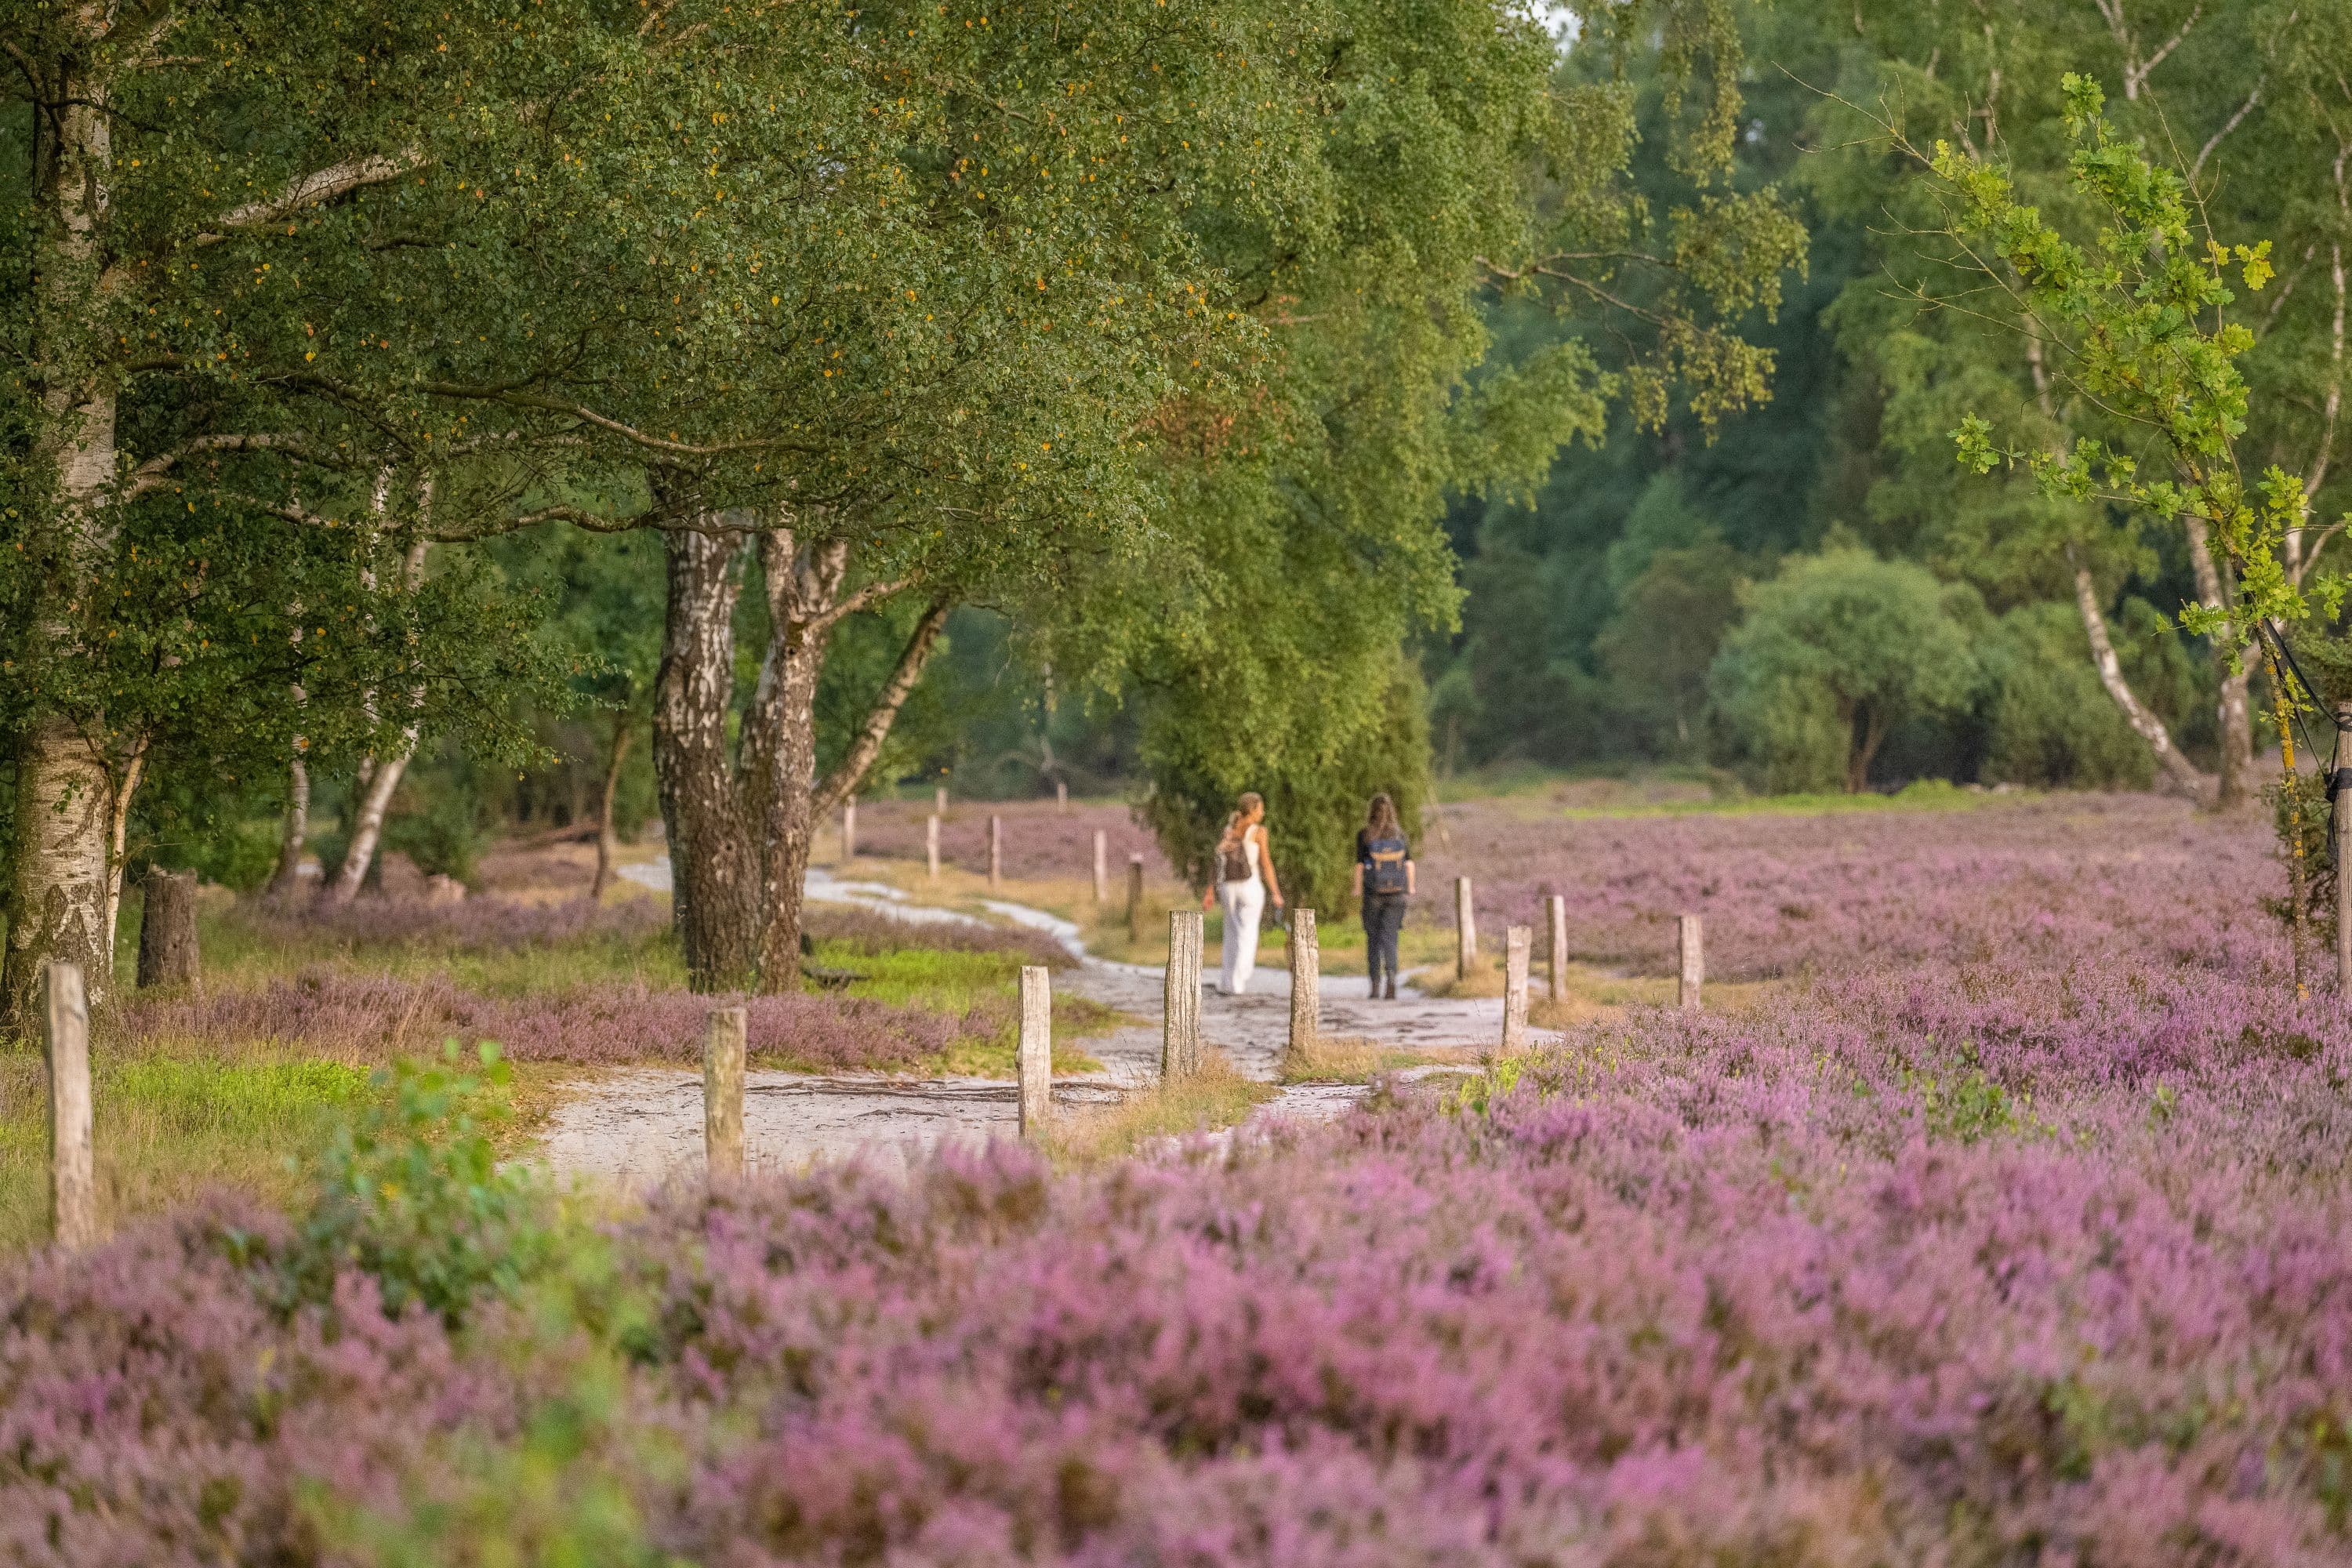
[412,383,816,456]
[814,598,953,817]
[121,433,354,498]
[194,151,422,245]
[806,575,914,635]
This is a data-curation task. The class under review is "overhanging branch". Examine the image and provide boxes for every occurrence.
[814,598,953,817]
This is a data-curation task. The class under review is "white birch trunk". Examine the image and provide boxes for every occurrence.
[2072,562,2213,800]
[7,42,129,1019]
[329,528,430,900]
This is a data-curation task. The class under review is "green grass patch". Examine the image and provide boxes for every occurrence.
[0,1047,383,1254]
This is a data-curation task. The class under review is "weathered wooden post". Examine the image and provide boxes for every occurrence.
[2337,703,2351,998]
[1501,926,1531,1050]
[1677,914,1704,1013]
[1091,829,1109,904]
[1454,876,1477,981]
[1544,895,1567,1004]
[936,782,949,818]
[1127,854,1145,941]
[703,1005,747,1181]
[45,962,96,1250]
[1018,967,1053,1138]
[1055,777,1069,811]
[987,814,1004,888]
[841,795,857,861]
[136,868,201,989]
[926,814,942,880]
[1163,909,1203,1078]
[1287,907,1319,1058]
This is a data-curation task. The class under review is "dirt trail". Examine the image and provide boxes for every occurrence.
[535,861,1520,1184]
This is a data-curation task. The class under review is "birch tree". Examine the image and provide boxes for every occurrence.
[0,0,648,1018]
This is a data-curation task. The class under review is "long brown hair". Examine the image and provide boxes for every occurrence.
[1365,792,1400,839]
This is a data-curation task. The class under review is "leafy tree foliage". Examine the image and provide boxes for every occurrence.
[1709,550,1980,793]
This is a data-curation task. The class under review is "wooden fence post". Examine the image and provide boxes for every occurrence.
[1092,829,1109,904]
[1544,895,1567,1003]
[1454,876,1477,980]
[841,795,857,861]
[136,868,202,989]
[936,783,949,818]
[703,1005,747,1181]
[2337,703,2351,998]
[989,814,1003,890]
[45,962,96,1250]
[926,814,941,880]
[1127,855,1145,942]
[1502,926,1531,1050]
[1287,907,1319,1060]
[1163,909,1203,1078]
[1677,914,1704,1013]
[1055,777,1069,811]
[1018,967,1053,1138]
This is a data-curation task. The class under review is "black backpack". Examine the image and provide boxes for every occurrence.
[1364,833,1410,895]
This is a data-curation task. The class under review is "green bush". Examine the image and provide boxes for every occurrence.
[1978,600,2153,789]
[278,1042,554,1327]
[1709,549,1980,793]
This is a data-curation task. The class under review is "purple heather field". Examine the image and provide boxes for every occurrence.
[9,794,2352,1564]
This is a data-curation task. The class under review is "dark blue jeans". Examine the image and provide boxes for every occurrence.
[1363,894,1407,993]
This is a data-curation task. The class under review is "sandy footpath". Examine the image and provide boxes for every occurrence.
[535,862,1519,1183]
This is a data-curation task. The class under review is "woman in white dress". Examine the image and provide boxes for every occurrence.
[1203,791,1284,994]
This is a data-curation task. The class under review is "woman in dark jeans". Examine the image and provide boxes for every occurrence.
[1352,793,1415,1000]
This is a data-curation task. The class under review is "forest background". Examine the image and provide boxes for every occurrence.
[7,0,2343,1005]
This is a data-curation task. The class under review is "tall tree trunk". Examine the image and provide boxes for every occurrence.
[590,717,631,902]
[2023,339,2212,804]
[6,45,125,1023]
[748,532,839,991]
[330,740,416,902]
[329,529,430,899]
[2071,557,2214,801]
[753,575,951,989]
[2181,512,2257,808]
[654,524,763,991]
[5,724,117,1018]
[270,749,311,897]
[1848,704,1888,795]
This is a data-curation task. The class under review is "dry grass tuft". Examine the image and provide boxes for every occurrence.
[1277,1033,1481,1084]
[1044,1051,1276,1166]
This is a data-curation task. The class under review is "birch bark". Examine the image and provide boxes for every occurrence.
[330,534,432,901]
[6,16,128,1022]
[654,524,763,991]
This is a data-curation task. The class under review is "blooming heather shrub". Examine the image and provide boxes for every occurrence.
[850,797,1172,882]
[228,892,673,953]
[1419,793,2270,979]
[802,902,1073,968]
[11,1048,2352,1565]
[120,970,982,1070]
[12,797,2352,1563]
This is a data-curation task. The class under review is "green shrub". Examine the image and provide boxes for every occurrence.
[281,1041,553,1326]
[1978,600,2153,789]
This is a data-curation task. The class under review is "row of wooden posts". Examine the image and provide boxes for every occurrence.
[706,877,1706,1177]
[34,874,1704,1242]
[848,799,1156,935]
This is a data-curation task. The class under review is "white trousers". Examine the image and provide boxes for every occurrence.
[1218,878,1266,994]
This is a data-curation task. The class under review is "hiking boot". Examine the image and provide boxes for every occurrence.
[1384,977,1397,1000]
